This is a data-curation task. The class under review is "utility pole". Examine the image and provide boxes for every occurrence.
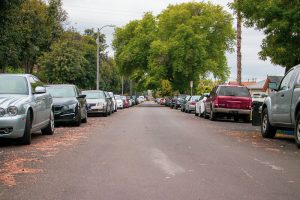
[96,29,100,90]
[236,0,242,85]
[95,25,115,90]
[121,76,124,96]
[130,80,132,96]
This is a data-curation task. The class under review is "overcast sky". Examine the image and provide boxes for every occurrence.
[62,0,285,82]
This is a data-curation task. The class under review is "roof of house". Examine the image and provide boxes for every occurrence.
[247,80,266,89]
[227,81,256,87]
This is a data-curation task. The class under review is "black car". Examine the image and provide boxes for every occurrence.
[46,84,88,126]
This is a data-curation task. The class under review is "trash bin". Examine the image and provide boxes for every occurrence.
[252,101,263,126]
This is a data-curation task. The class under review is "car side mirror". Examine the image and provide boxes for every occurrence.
[35,86,46,94]
[269,82,278,91]
[77,94,86,99]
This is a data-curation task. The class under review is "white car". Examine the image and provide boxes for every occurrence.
[109,92,117,112]
[114,95,123,109]
[195,93,210,117]
[138,96,145,103]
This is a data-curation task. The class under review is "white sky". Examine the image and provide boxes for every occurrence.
[62,0,285,81]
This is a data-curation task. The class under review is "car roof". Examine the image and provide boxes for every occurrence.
[82,90,104,92]
[0,73,32,78]
[46,84,75,87]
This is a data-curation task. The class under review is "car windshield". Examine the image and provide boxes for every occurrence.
[115,95,121,100]
[191,96,201,101]
[46,86,76,98]
[218,86,250,97]
[0,76,29,95]
[82,91,105,99]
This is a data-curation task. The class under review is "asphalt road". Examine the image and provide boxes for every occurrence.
[1,102,300,200]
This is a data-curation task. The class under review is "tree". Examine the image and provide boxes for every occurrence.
[231,0,300,71]
[235,0,242,85]
[113,2,235,94]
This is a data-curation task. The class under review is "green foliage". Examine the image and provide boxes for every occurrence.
[160,80,173,97]
[232,0,300,70]
[113,2,235,93]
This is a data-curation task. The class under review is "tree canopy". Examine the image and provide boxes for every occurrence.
[232,0,300,70]
[113,2,235,93]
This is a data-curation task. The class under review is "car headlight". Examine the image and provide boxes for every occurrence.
[0,108,5,117]
[7,106,18,116]
[63,103,77,110]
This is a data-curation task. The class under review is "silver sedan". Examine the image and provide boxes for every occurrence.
[0,74,54,145]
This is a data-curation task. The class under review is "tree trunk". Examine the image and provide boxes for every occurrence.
[236,0,242,85]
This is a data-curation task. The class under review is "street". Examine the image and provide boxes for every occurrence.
[1,102,300,200]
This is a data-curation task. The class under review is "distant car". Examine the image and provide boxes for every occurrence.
[82,90,111,117]
[138,96,145,103]
[181,95,191,112]
[174,95,186,109]
[121,96,129,108]
[0,74,54,145]
[251,92,268,103]
[195,93,210,117]
[108,92,117,112]
[104,91,113,114]
[204,85,252,122]
[46,84,88,126]
[185,95,201,113]
[114,95,124,109]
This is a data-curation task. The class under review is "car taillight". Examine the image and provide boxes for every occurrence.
[191,101,196,105]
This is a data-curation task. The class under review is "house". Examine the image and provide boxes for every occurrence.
[246,76,283,95]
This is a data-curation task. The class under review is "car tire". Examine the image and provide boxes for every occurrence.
[294,112,300,148]
[82,109,88,123]
[261,108,276,138]
[41,110,54,135]
[19,111,32,145]
[74,108,81,127]
[195,112,199,116]
[209,108,216,121]
[204,109,209,119]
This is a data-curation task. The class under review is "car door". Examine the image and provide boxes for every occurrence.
[75,86,86,119]
[272,69,296,124]
[29,76,46,127]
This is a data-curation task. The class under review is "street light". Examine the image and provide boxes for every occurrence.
[96,24,116,90]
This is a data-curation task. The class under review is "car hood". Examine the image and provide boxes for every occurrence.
[86,99,106,104]
[0,95,29,108]
[52,97,77,106]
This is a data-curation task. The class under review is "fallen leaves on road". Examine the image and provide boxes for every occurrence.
[0,116,110,187]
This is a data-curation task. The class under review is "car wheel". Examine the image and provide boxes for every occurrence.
[195,112,199,116]
[41,110,54,135]
[261,108,276,138]
[74,108,81,127]
[295,112,300,148]
[19,111,32,145]
[82,109,88,123]
[209,108,216,121]
[204,108,209,119]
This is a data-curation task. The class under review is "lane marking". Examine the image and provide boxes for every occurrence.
[254,158,284,171]
[150,148,185,176]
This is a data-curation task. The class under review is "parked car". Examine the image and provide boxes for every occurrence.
[185,95,201,113]
[181,95,191,112]
[109,92,117,112]
[121,96,129,108]
[0,74,54,145]
[261,65,300,148]
[251,92,268,103]
[114,95,124,109]
[82,90,111,117]
[195,93,210,117]
[164,96,172,107]
[104,91,113,114]
[46,84,88,126]
[204,85,252,122]
[175,95,186,109]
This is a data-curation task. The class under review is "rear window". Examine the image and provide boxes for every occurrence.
[218,86,250,97]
